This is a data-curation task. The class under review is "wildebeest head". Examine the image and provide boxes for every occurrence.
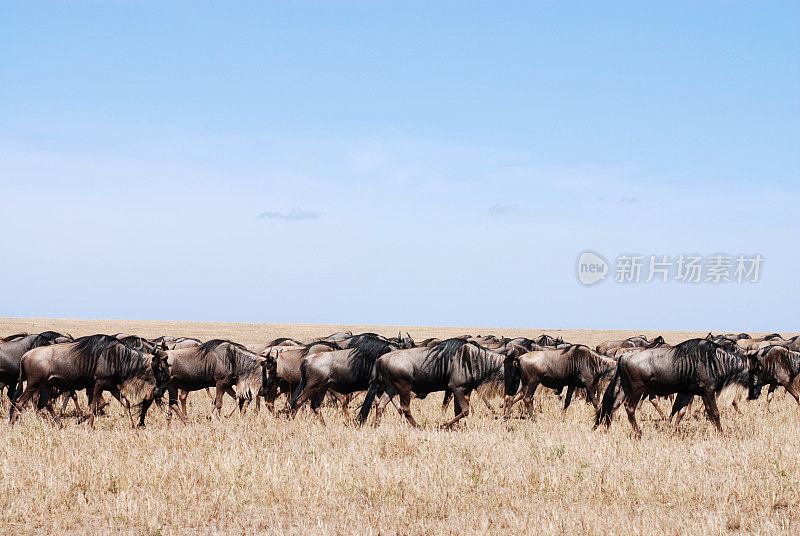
[399,332,415,349]
[747,355,764,400]
[151,341,170,398]
[503,355,522,396]
[258,347,279,396]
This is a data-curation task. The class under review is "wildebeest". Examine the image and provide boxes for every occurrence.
[260,340,342,412]
[441,337,538,414]
[753,345,800,413]
[535,334,566,347]
[0,332,73,400]
[287,335,402,423]
[248,337,302,356]
[152,336,203,350]
[597,335,664,356]
[359,338,505,428]
[597,339,761,437]
[737,333,785,353]
[56,334,162,416]
[10,334,168,428]
[503,344,617,419]
[311,331,353,344]
[164,339,266,422]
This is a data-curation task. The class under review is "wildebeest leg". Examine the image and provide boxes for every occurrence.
[563,385,576,412]
[211,384,227,418]
[764,384,777,414]
[441,389,453,413]
[329,391,351,420]
[309,389,327,425]
[504,391,526,418]
[239,397,251,415]
[282,382,295,412]
[178,390,189,415]
[108,387,135,428]
[623,390,644,439]
[37,386,62,428]
[480,393,496,414]
[668,392,693,430]
[60,392,72,414]
[398,387,421,429]
[60,391,84,417]
[783,383,800,406]
[700,391,722,432]
[374,392,393,427]
[88,384,104,429]
[288,385,316,418]
[503,392,519,419]
[264,382,279,413]
[222,387,241,418]
[138,398,153,428]
[442,388,470,428]
[522,381,539,419]
[11,381,42,423]
[167,385,189,424]
[648,396,669,421]
[584,384,600,410]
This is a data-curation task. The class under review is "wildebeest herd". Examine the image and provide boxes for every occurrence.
[1,330,798,437]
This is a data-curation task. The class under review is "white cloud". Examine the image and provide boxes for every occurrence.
[257,207,321,220]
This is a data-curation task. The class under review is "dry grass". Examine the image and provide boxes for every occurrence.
[0,318,798,535]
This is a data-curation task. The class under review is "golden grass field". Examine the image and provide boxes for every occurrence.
[0,318,798,535]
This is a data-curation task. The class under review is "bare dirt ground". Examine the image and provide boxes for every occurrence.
[0,318,797,535]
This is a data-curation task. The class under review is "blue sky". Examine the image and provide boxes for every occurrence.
[1,1,798,331]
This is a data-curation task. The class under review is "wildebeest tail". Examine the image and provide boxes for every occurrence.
[288,360,307,409]
[9,359,27,421]
[356,378,381,425]
[597,364,622,427]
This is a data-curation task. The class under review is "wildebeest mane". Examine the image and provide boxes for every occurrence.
[422,338,495,385]
[671,338,748,389]
[644,336,666,348]
[226,343,261,374]
[299,339,340,357]
[70,334,123,358]
[764,333,783,340]
[504,337,539,352]
[199,339,247,357]
[346,333,389,348]
[268,337,300,346]
[31,331,66,347]
[559,343,588,354]
[347,336,396,363]
[69,334,149,379]
[117,335,155,351]
[2,333,28,342]
[671,338,719,364]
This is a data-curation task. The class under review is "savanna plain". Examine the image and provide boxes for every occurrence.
[0,318,798,536]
